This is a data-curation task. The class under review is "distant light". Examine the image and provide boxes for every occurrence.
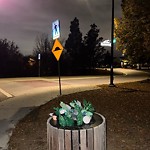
[101,38,116,47]
[38,54,41,60]
[101,40,111,47]
[113,38,116,43]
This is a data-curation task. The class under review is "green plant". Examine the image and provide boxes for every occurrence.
[53,99,95,127]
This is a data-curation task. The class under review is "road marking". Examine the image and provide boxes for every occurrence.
[0,88,13,98]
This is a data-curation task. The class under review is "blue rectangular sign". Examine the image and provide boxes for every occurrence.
[52,20,60,40]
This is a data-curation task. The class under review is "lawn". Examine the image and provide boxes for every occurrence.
[8,79,150,150]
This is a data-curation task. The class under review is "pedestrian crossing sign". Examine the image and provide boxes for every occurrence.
[52,20,60,40]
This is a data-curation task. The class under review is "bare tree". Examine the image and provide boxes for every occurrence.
[33,33,52,56]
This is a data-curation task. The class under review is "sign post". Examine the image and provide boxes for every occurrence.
[57,61,61,95]
[110,0,115,87]
[52,19,62,95]
[38,53,41,77]
[52,33,63,95]
[101,38,116,87]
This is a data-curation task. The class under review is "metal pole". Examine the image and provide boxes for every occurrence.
[109,0,115,87]
[38,59,40,77]
[38,53,41,77]
[58,60,62,95]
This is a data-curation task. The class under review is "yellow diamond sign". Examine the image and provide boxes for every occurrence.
[52,39,63,61]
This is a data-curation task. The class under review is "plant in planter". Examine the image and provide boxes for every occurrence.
[52,99,95,128]
[47,100,106,150]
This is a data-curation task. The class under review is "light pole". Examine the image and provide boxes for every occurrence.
[109,0,115,87]
[38,53,41,77]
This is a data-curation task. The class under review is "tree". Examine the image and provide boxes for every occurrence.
[0,39,23,77]
[83,24,105,69]
[33,34,58,76]
[65,17,83,72]
[103,51,111,67]
[115,0,150,64]
[33,33,51,55]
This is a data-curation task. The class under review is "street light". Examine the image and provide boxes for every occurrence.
[109,0,115,87]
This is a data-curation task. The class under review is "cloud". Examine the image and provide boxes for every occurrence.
[0,0,122,55]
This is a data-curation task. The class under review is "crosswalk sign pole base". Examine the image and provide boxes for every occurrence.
[58,60,62,95]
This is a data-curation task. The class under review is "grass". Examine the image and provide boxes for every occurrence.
[8,79,150,150]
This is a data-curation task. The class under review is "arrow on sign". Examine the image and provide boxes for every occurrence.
[52,39,63,61]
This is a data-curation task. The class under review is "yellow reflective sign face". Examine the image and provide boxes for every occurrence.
[52,39,63,61]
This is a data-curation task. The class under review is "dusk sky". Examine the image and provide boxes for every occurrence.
[0,0,122,55]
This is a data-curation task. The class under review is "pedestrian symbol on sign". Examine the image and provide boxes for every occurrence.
[52,20,60,40]
[54,24,58,34]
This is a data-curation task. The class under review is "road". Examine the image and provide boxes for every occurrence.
[0,68,149,149]
[0,68,149,99]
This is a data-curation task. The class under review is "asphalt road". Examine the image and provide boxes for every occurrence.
[0,68,149,149]
[0,68,149,101]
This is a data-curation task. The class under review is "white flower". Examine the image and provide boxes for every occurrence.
[83,116,92,124]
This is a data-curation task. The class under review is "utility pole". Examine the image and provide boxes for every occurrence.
[109,0,115,87]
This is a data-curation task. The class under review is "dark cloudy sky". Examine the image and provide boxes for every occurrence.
[0,0,122,55]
